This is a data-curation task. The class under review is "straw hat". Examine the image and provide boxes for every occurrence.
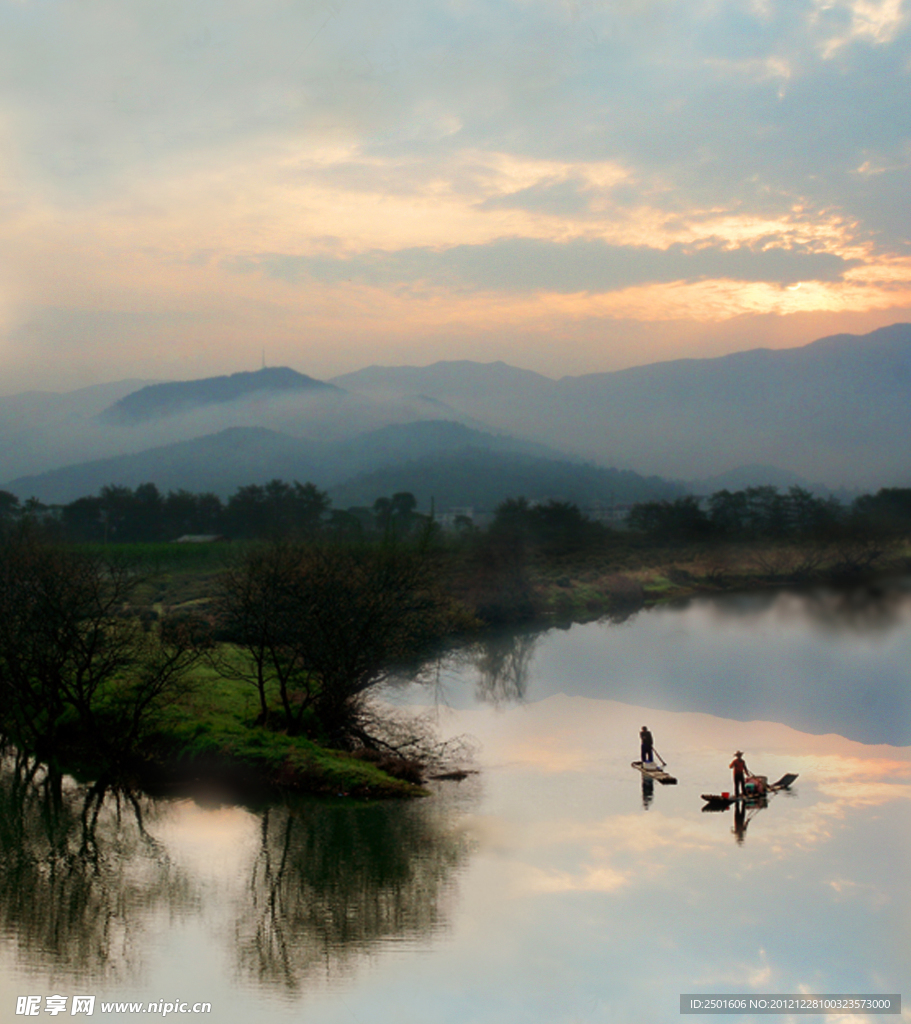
[734,750,744,756]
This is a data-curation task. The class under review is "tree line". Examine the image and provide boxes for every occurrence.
[3,478,911,551]
[626,485,911,542]
[0,482,424,543]
[3,480,911,788]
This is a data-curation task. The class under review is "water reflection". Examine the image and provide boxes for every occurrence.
[465,629,539,705]
[0,752,194,981]
[701,796,769,845]
[640,776,654,810]
[0,753,477,993]
[2,582,909,1024]
[441,583,911,746]
[235,792,474,991]
[693,581,911,634]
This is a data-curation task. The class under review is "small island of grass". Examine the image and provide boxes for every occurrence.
[0,531,467,801]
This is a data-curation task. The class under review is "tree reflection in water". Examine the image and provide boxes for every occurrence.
[700,580,911,635]
[0,749,195,981]
[470,629,541,705]
[235,788,476,992]
[467,603,642,708]
[0,746,478,995]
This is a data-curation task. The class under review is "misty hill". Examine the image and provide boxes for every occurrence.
[0,370,472,482]
[334,360,555,405]
[6,324,911,494]
[0,378,170,483]
[0,379,161,430]
[4,420,588,505]
[328,450,682,511]
[331,419,558,470]
[5,428,319,503]
[101,367,341,424]
[690,464,813,494]
[333,324,911,489]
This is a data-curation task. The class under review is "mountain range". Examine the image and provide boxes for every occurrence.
[7,420,681,508]
[2,323,910,505]
[331,323,911,489]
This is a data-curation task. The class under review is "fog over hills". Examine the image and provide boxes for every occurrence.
[2,324,909,499]
[5,421,601,505]
[333,323,911,489]
[101,367,341,423]
[6,428,317,503]
[327,449,681,511]
[0,368,477,483]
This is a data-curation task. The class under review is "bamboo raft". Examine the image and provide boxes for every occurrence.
[632,761,678,785]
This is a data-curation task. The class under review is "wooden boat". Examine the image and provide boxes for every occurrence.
[632,761,677,784]
[701,773,798,808]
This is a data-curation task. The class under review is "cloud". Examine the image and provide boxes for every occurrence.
[239,237,861,294]
[477,178,597,217]
[2,0,908,234]
[817,0,910,55]
[1,0,910,388]
[1,0,908,221]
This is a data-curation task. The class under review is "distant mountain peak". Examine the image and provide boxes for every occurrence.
[803,321,911,354]
[101,367,342,424]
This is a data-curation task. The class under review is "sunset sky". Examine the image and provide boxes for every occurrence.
[2,0,910,393]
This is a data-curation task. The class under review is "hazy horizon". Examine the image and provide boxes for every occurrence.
[3,322,911,493]
[3,320,909,398]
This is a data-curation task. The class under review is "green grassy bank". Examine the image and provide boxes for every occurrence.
[11,653,426,801]
[142,659,426,799]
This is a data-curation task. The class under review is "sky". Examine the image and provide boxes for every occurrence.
[1,0,911,393]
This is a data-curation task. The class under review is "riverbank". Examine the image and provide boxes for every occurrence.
[12,535,905,803]
[526,539,911,624]
[100,535,911,623]
[7,660,429,801]
[142,663,429,800]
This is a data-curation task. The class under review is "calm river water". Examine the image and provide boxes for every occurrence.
[1,585,909,1023]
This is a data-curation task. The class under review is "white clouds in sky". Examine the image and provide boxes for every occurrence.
[0,0,910,387]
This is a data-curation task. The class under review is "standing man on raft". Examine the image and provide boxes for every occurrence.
[640,726,655,765]
[729,750,748,797]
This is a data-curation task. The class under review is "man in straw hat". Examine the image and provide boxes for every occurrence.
[729,751,749,798]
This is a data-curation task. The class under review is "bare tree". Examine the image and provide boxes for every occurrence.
[214,542,314,727]
[0,531,203,772]
[215,538,458,747]
[291,541,455,745]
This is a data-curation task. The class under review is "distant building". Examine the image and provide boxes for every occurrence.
[585,503,635,527]
[436,506,476,531]
[174,534,229,543]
